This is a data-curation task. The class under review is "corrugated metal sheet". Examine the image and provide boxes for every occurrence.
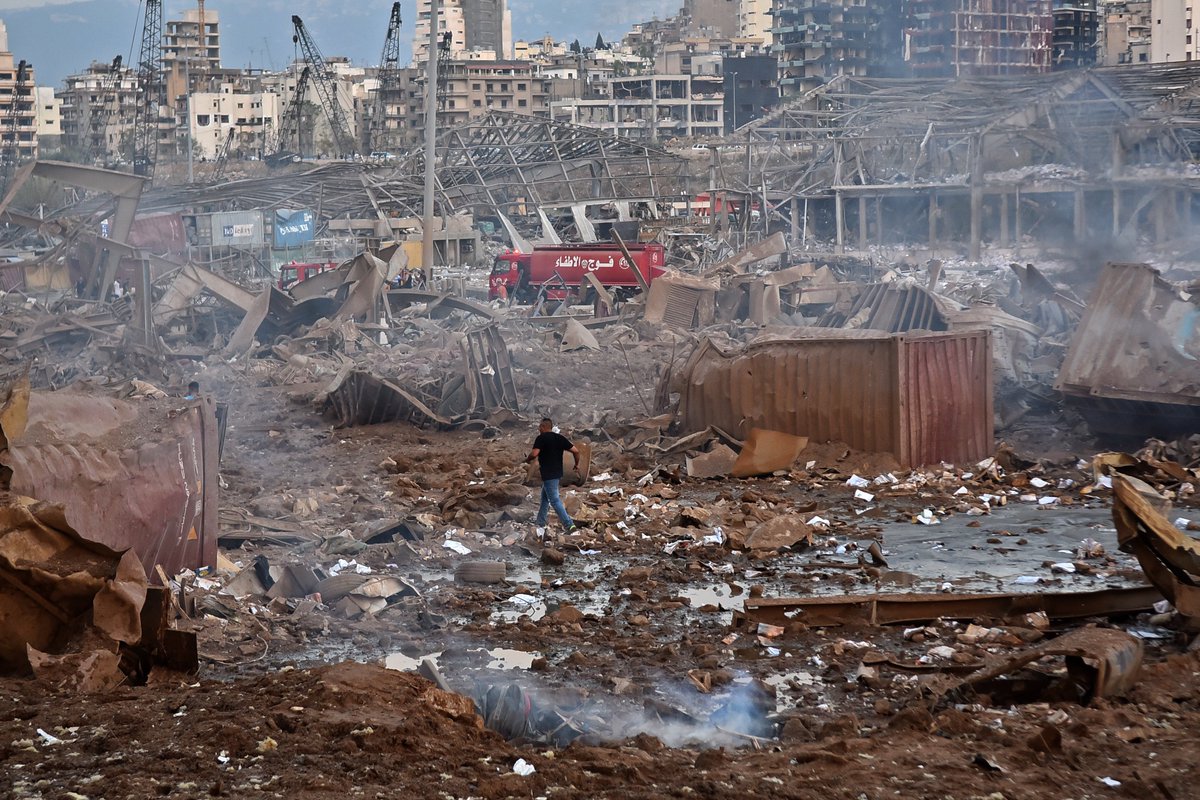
[0,392,219,580]
[678,330,993,467]
[816,283,952,332]
[1057,262,1200,404]
[1056,263,1200,440]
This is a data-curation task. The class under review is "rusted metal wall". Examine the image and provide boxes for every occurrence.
[1056,263,1200,439]
[1,392,219,580]
[1058,263,1200,399]
[679,330,993,466]
[895,332,994,467]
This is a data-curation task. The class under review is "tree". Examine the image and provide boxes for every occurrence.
[570,39,581,54]
[595,33,607,50]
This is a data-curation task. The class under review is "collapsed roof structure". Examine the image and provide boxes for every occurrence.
[131,112,690,227]
[726,63,1200,257]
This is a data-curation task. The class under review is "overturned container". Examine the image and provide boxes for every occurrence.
[676,330,993,467]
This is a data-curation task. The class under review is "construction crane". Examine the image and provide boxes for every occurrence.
[366,2,402,153]
[1,59,29,193]
[290,15,356,158]
[131,0,163,177]
[212,128,235,182]
[267,65,311,165]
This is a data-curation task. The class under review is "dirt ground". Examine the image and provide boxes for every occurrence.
[4,342,1200,800]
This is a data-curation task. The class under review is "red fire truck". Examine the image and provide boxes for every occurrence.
[489,243,667,303]
[278,261,338,290]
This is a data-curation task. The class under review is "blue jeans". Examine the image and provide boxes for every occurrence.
[536,478,573,528]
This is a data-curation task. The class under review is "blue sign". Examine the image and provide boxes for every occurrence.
[275,210,315,247]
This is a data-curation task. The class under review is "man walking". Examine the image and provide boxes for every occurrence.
[525,418,580,537]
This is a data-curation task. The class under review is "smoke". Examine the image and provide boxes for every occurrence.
[463,658,779,749]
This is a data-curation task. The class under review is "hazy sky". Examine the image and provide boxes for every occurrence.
[3,0,680,88]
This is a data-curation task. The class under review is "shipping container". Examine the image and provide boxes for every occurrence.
[678,330,993,467]
[209,210,265,247]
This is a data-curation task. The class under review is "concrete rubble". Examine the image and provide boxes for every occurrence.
[0,93,1199,798]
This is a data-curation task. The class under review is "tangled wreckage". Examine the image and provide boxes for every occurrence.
[0,82,1198,798]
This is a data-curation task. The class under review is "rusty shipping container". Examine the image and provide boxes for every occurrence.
[0,390,220,579]
[678,330,993,467]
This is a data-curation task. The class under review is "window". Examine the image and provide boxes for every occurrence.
[500,99,509,108]
[517,83,526,91]
[473,82,481,90]
[518,98,527,107]
[473,99,481,107]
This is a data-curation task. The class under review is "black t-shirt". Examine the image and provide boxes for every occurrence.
[533,431,573,480]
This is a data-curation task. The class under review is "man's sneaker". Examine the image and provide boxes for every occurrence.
[565,524,578,534]
[535,526,547,540]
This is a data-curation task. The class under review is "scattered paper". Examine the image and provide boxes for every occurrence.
[846,475,870,488]
[853,489,875,502]
[1098,777,1121,788]
[36,729,63,746]
[513,758,536,776]
[916,509,940,525]
[442,540,472,555]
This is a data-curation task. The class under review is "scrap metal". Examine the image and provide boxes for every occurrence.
[0,379,219,579]
[1113,473,1200,625]
[737,586,1163,627]
[1057,263,1200,441]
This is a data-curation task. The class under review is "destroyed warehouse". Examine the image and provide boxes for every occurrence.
[0,54,1198,800]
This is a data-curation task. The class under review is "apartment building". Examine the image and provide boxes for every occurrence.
[57,61,139,162]
[185,85,281,160]
[905,0,1054,77]
[0,21,35,161]
[556,73,726,140]
[738,0,776,46]
[35,86,61,150]
[1053,1,1100,67]
[163,4,222,113]
[413,0,513,64]
[772,0,901,94]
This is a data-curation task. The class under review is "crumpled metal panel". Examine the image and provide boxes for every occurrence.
[0,392,218,580]
[1057,263,1200,416]
[678,330,992,467]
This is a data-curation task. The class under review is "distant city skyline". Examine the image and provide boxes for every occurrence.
[3,0,680,88]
